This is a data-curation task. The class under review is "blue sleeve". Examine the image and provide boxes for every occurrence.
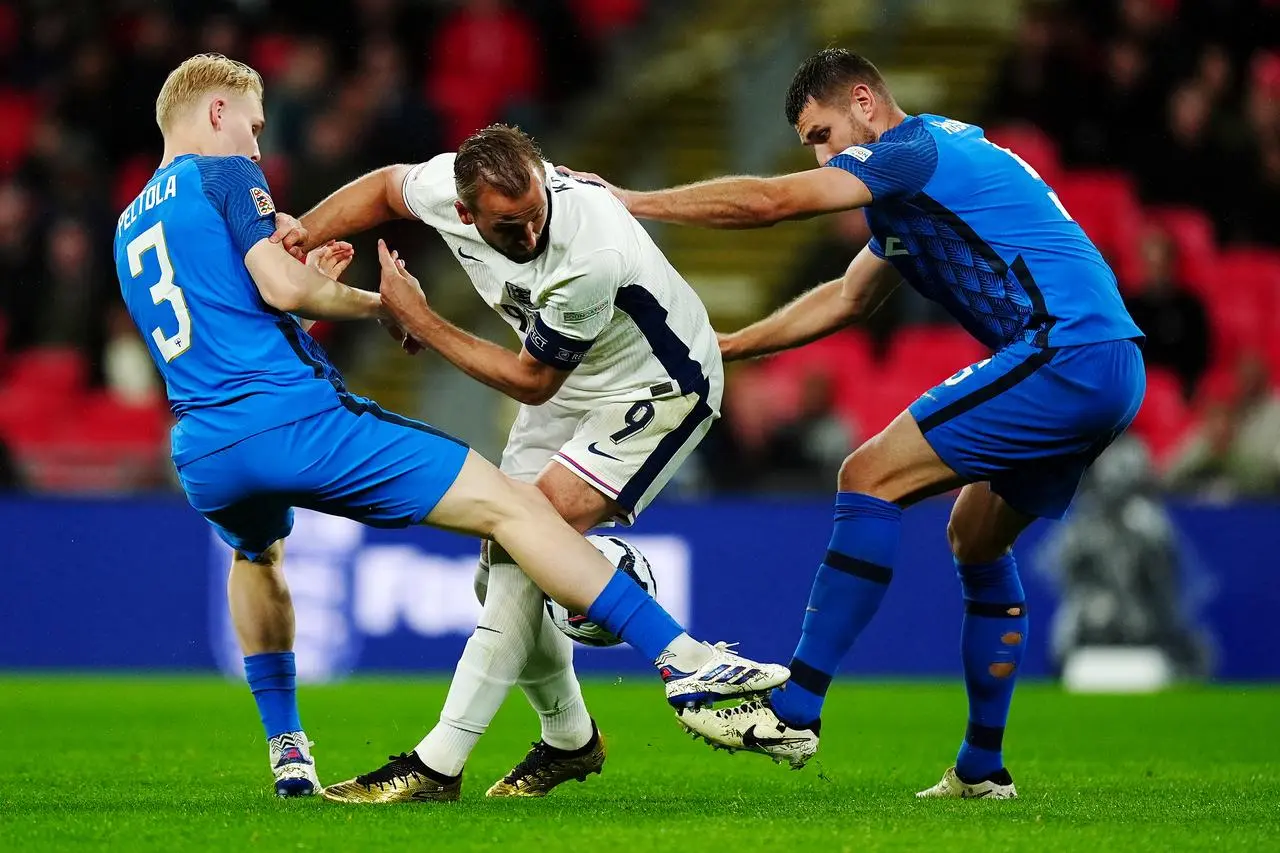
[196,156,277,258]
[526,314,594,371]
[867,235,885,258]
[825,138,938,201]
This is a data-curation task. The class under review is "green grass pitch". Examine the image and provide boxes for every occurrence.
[1,677,1277,851]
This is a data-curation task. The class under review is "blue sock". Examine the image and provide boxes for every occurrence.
[587,569,682,663]
[955,553,1027,783]
[244,652,302,739]
[771,492,901,727]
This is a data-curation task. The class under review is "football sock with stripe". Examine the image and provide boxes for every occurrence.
[771,492,901,727]
[587,568,710,670]
[954,553,1027,783]
[244,652,302,739]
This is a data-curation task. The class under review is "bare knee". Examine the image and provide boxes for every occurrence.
[946,519,1012,565]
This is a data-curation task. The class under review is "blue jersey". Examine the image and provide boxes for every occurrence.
[112,155,346,465]
[826,114,1144,351]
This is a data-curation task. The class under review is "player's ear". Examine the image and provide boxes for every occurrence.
[208,97,226,131]
[851,84,875,119]
[455,201,475,226]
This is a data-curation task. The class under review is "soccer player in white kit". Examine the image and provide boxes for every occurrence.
[272,125,728,802]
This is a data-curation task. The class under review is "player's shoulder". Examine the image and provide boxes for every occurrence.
[189,154,267,182]
[917,114,986,142]
[402,153,459,219]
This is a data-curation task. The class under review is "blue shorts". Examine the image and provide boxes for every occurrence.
[908,339,1145,519]
[175,397,470,560]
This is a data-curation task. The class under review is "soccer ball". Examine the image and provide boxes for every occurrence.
[545,535,657,647]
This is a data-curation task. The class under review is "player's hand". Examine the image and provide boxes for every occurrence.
[379,318,423,355]
[555,165,631,205]
[305,240,354,282]
[377,238,429,337]
[271,212,310,260]
[716,331,744,362]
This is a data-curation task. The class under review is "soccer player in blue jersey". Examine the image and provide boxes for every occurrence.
[112,54,786,799]
[563,48,1146,798]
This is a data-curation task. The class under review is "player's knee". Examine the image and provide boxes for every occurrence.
[947,520,1010,565]
[235,539,284,568]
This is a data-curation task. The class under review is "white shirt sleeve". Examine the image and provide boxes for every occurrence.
[399,153,456,222]
[525,249,624,370]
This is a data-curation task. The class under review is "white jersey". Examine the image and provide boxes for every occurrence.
[400,154,723,412]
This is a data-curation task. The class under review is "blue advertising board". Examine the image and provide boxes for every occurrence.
[2,495,1277,680]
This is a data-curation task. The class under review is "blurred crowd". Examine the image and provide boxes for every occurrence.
[713,0,1280,500]
[0,0,1278,504]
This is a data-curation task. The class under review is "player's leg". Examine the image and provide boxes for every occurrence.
[177,447,320,797]
[482,463,617,797]
[407,403,576,792]
[680,409,964,766]
[915,482,1032,800]
[308,400,784,802]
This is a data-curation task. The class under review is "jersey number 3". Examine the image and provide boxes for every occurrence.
[127,222,192,362]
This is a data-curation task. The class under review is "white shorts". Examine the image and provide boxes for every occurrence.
[499,393,718,524]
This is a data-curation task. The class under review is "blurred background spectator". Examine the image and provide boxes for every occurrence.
[0,0,1277,503]
[1123,227,1210,399]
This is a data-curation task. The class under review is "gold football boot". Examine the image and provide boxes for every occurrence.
[486,725,605,798]
[322,752,461,804]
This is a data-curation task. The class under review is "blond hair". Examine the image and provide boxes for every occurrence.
[155,53,263,133]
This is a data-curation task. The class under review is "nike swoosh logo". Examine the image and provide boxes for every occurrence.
[741,725,808,750]
[475,625,501,634]
[458,247,482,262]
[961,789,993,799]
[586,442,622,462]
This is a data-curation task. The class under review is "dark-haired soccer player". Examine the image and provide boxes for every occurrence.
[564,48,1146,799]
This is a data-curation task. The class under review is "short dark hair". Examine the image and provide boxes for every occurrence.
[784,48,891,126]
[454,124,545,209]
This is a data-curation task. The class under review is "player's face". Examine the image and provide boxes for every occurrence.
[795,95,876,166]
[458,169,549,263]
[210,91,265,162]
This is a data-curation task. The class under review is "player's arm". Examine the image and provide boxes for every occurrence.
[246,239,381,321]
[375,240,574,405]
[273,164,418,255]
[624,168,872,228]
[719,245,899,362]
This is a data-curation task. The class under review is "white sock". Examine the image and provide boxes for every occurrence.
[659,633,713,672]
[413,559,543,776]
[518,612,594,751]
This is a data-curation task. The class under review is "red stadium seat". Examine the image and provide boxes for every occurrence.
[1214,249,1280,371]
[884,325,990,390]
[834,372,919,435]
[0,88,39,176]
[755,330,874,421]
[113,155,156,212]
[1055,170,1145,290]
[1146,206,1217,295]
[1130,367,1191,463]
[4,347,86,393]
[985,123,1063,189]
[250,33,298,81]
[58,393,168,447]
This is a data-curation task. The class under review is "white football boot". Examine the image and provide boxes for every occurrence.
[916,766,1017,800]
[269,731,322,797]
[661,642,790,709]
[677,697,819,769]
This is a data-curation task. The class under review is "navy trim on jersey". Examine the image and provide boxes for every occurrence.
[915,347,1059,434]
[613,285,710,397]
[912,194,1057,345]
[337,394,467,448]
[602,284,715,511]
[526,314,593,371]
[277,317,347,395]
[615,394,714,512]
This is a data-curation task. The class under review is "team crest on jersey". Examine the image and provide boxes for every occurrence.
[504,282,534,308]
[250,186,275,217]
